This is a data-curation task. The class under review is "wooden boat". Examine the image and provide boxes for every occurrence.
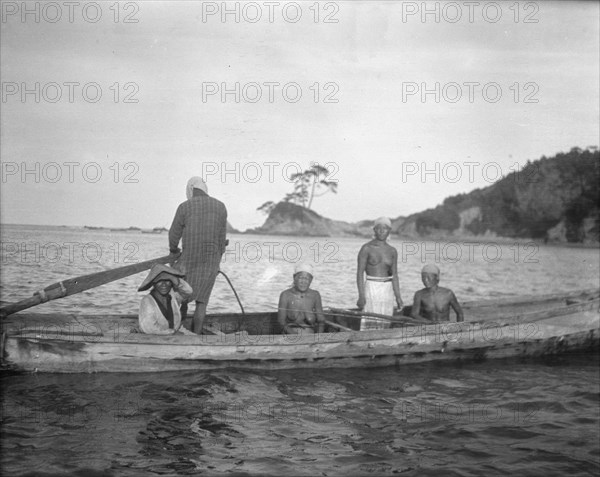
[1,289,598,373]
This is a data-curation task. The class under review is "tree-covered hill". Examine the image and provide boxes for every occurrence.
[396,148,599,243]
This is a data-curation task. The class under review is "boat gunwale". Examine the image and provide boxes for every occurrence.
[3,298,599,348]
[2,291,598,372]
[3,288,598,323]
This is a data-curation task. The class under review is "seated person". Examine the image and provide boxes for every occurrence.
[138,264,196,335]
[411,264,464,322]
[278,263,325,334]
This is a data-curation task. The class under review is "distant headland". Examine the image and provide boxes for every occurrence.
[82,222,241,234]
[249,147,599,244]
[77,148,598,244]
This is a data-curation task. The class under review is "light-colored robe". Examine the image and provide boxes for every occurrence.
[138,279,195,335]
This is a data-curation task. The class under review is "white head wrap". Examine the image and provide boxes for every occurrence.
[186,176,208,199]
[373,216,392,228]
[294,262,314,276]
[422,264,440,276]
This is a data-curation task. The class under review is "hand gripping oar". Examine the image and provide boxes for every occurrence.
[0,253,179,318]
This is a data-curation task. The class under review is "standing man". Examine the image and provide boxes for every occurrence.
[169,176,228,334]
[356,216,403,330]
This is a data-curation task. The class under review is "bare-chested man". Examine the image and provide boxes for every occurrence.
[278,263,325,335]
[356,217,403,330]
[411,264,464,322]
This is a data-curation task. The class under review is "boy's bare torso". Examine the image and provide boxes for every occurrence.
[413,286,455,321]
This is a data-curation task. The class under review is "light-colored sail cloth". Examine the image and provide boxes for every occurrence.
[138,279,195,335]
[361,276,393,330]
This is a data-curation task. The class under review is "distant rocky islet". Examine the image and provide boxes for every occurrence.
[84,148,599,244]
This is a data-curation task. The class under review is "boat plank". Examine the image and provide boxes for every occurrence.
[1,290,598,373]
[4,328,597,373]
[6,310,597,358]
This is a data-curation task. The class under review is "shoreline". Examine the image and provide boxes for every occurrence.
[1,223,598,248]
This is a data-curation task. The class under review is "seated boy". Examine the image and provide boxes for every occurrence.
[278,263,325,334]
[138,264,196,335]
[411,264,464,322]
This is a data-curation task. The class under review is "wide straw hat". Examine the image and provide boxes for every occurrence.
[138,264,185,292]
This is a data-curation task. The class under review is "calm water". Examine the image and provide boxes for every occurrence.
[1,224,599,476]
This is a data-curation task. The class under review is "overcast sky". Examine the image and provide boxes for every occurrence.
[1,1,598,230]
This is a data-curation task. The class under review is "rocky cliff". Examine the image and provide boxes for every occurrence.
[248,202,373,237]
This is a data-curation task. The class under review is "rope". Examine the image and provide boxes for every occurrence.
[218,271,245,314]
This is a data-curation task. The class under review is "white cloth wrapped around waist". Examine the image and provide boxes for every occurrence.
[361,275,394,331]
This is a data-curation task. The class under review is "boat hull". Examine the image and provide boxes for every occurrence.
[2,291,599,373]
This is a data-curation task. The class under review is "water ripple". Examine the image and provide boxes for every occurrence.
[1,226,599,476]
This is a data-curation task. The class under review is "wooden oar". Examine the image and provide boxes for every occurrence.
[0,253,179,318]
[327,307,430,325]
[324,319,354,332]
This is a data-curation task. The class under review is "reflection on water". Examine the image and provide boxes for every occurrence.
[1,225,599,476]
[2,358,599,476]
